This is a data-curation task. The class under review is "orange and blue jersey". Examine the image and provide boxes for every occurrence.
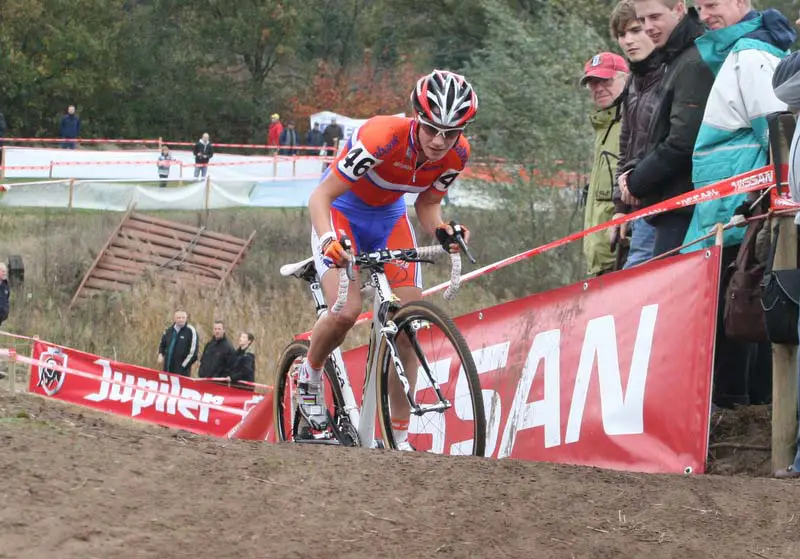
[313,115,471,288]
[328,115,470,208]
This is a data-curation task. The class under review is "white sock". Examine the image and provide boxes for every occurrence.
[299,359,323,385]
[391,418,409,444]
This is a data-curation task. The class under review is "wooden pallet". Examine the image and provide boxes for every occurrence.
[69,208,255,307]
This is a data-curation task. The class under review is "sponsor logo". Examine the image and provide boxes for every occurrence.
[393,162,413,170]
[731,170,774,193]
[454,145,468,167]
[37,347,67,396]
[84,359,229,423]
[374,135,400,159]
[407,304,659,458]
[677,188,720,208]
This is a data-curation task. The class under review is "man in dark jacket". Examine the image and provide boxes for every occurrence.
[279,122,299,156]
[157,310,199,376]
[0,263,9,326]
[322,118,344,151]
[619,1,715,257]
[192,133,214,179]
[228,332,256,391]
[59,105,80,149]
[198,321,236,379]
[306,122,323,148]
[610,0,662,268]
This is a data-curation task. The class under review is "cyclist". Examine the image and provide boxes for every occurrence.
[297,69,479,450]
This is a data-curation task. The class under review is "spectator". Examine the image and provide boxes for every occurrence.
[228,332,256,391]
[157,145,175,188]
[268,113,284,153]
[0,263,8,327]
[685,2,795,410]
[59,105,80,149]
[192,133,213,179]
[279,121,299,156]
[579,52,628,276]
[306,122,323,149]
[610,0,661,269]
[684,3,795,252]
[770,26,800,480]
[157,310,199,377]
[197,320,236,379]
[322,117,344,153]
[619,0,715,257]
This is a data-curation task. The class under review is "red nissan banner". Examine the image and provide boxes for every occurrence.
[27,342,264,437]
[233,248,720,474]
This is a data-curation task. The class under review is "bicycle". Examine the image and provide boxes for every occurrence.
[273,230,487,456]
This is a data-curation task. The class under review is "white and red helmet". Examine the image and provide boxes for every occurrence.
[411,70,478,129]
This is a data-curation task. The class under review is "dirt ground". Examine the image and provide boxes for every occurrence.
[2,391,800,559]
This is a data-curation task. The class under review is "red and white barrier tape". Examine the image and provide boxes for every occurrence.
[3,137,160,145]
[0,348,248,417]
[297,164,784,335]
[51,159,183,167]
[0,332,273,391]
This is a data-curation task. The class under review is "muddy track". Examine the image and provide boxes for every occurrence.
[1,391,798,559]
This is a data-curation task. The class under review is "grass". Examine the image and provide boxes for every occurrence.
[0,202,583,387]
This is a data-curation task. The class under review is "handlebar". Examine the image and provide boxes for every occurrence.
[330,245,463,313]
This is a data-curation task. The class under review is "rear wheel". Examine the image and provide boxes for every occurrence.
[376,300,486,456]
[273,340,351,443]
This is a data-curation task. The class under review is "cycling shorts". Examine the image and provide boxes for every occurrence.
[311,192,422,289]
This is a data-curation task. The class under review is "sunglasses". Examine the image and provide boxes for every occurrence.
[419,121,464,139]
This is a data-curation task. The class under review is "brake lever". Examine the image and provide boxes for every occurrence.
[454,230,477,264]
[448,221,476,265]
[341,234,355,281]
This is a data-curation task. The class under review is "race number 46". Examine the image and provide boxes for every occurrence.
[337,141,381,181]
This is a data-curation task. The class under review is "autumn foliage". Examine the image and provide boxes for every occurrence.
[288,51,420,122]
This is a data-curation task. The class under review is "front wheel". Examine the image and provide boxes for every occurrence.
[375,300,486,456]
[273,339,349,443]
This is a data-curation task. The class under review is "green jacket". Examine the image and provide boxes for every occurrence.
[584,103,622,275]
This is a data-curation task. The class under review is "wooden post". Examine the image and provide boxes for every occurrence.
[158,136,163,150]
[204,173,211,211]
[0,146,5,178]
[68,178,75,209]
[49,161,54,179]
[292,156,297,177]
[771,215,799,472]
[8,356,15,395]
[272,156,278,177]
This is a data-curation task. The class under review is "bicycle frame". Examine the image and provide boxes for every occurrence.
[303,266,437,448]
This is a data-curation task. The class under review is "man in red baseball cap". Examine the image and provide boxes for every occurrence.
[580,52,629,107]
[580,51,628,277]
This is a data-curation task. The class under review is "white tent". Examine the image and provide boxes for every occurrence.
[309,110,406,144]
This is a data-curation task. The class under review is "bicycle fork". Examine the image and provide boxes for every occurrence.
[381,320,452,416]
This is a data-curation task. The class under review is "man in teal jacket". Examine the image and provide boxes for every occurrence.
[684,5,795,251]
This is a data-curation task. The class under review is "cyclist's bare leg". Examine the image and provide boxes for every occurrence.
[295,267,362,430]
[306,267,363,369]
[387,286,423,443]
